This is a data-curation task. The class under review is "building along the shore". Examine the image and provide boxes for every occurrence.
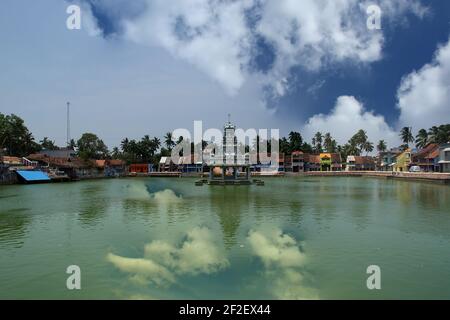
[129,163,151,173]
[105,160,127,177]
[158,157,176,172]
[177,154,203,173]
[393,148,412,172]
[439,143,450,173]
[378,149,401,171]
[319,153,342,171]
[346,156,376,171]
[410,143,440,172]
[304,154,321,171]
[291,151,305,172]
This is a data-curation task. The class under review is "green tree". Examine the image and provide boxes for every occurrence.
[400,127,414,147]
[68,139,77,150]
[415,129,429,149]
[313,132,323,153]
[363,141,374,155]
[76,133,109,160]
[0,113,41,156]
[348,129,368,156]
[428,124,450,145]
[377,140,387,153]
[279,137,290,154]
[323,132,337,153]
[40,137,59,150]
[164,132,175,151]
[288,131,303,153]
[111,147,121,159]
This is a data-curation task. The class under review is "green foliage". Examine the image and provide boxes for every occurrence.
[377,140,387,153]
[119,135,161,164]
[164,132,176,151]
[427,125,450,145]
[76,133,109,160]
[0,113,41,156]
[40,137,59,151]
[400,127,414,146]
[323,132,337,153]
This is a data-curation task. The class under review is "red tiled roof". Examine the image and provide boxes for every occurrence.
[306,154,321,163]
[1,156,22,165]
[354,156,375,165]
[331,153,342,163]
[28,154,91,168]
[413,143,439,159]
[107,159,125,166]
[95,160,106,168]
[425,148,440,159]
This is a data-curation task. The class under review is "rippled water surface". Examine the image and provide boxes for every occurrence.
[1,177,450,299]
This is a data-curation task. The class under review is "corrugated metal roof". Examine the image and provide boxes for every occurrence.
[16,170,50,182]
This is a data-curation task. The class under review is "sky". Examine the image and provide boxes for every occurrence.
[0,0,449,149]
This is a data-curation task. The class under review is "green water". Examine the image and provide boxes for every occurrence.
[0,177,450,299]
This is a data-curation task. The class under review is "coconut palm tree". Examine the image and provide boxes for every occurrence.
[363,141,374,155]
[313,132,323,153]
[415,129,428,149]
[400,127,414,147]
[164,132,175,151]
[377,140,387,153]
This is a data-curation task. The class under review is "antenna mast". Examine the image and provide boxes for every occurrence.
[66,102,71,147]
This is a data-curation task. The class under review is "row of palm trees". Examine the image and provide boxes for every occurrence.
[97,124,450,164]
[399,125,450,150]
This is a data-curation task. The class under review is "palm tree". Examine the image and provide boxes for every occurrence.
[428,124,450,144]
[377,140,387,153]
[363,141,374,155]
[164,132,175,151]
[313,132,323,152]
[415,129,428,149]
[400,127,414,147]
[111,147,121,159]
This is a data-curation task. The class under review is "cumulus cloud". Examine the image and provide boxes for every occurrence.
[397,37,450,130]
[303,95,399,147]
[125,182,182,203]
[78,0,425,96]
[248,229,317,299]
[108,227,229,287]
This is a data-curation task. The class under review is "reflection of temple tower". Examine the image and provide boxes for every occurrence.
[209,186,249,247]
[207,116,251,185]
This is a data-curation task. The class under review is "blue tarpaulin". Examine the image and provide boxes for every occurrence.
[16,170,51,182]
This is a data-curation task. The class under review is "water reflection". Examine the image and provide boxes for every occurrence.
[208,187,249,247]
[121,182,187,224]
[247,228,317,299]
[0,207,32,248]
[78,183,110,226]
[107,226,229,296]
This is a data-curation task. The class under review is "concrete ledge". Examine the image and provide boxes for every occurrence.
[284,171,450,183]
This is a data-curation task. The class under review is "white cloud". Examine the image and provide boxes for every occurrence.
[107,227,229,287]
[88,0,426,96]
[248,229,317,299]
[124,0,254,95]
[397,37,450,130]
[303,95,399,147]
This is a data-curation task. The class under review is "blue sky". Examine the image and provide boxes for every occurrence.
[1,0,449,148]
